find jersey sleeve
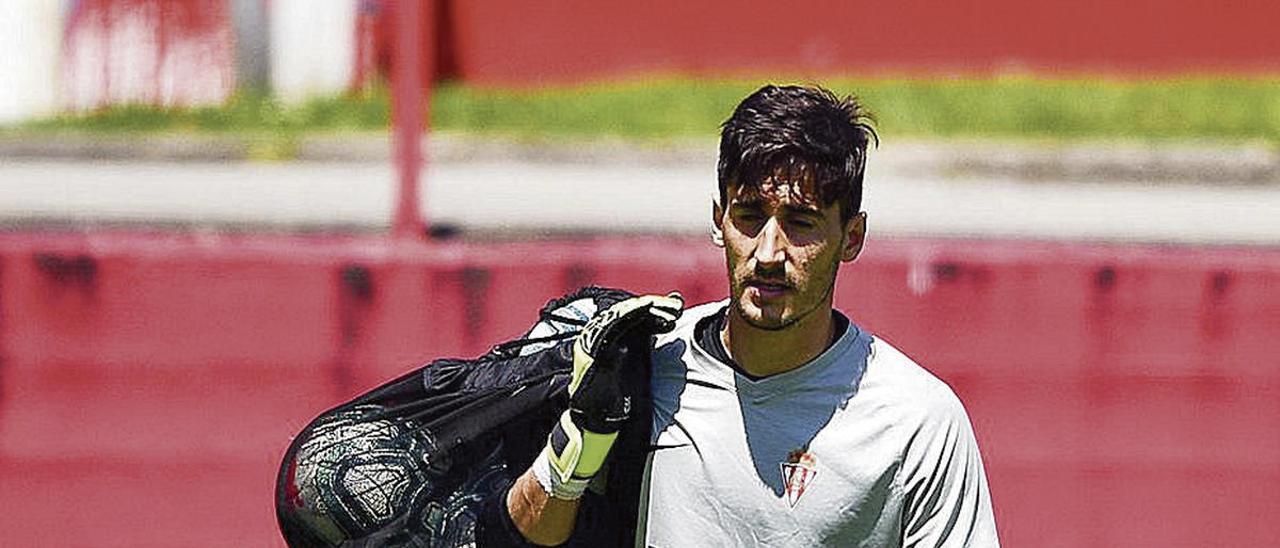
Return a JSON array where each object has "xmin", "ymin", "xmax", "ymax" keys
[{"xmin": 899, "ymin": 391, "xmax": 1000, "ymax": 547}]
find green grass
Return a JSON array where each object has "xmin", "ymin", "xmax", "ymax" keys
[
  {"xmin": 18, "ymin": 89, "xmax": 391, "ymax": 134},
  {"xmin": 12, "ymin": 76, "xmax": 1280, "ymax": 143}
]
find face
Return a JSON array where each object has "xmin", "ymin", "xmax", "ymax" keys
[{"xmin": 715, "ymin": 176, "xmax": 865, "ymax": 331}]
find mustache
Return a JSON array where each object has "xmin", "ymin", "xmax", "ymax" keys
[{"xmin": 745, "ymin": 267, "xmax": 792, "ymax": 287}]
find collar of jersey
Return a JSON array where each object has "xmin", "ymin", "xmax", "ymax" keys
[{"xmin": 688, "ymin": 301, "xmax": 869, "ymax": 401}]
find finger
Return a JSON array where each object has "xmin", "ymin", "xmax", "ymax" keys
[
  {"xmin": 606, "ymin": 307, "xmax": 673, "ymax": 342},
  {"xmin": 582, "ymin": 293, "xmax": 687, "ymax": 353},
  {"xmin": 611, "ymin": 295, "xmax": 679, "ymax": 326},
  {"xmin": 644, "ymin": 294, "xmax": 684, "ymax": 315},
  {"xmin": 646, "ymin": 306, "xmax": 680, "ymax": 325},
  {"xmin": 636, "ymin": 293, "xmax": 683, "ymax": 332}
]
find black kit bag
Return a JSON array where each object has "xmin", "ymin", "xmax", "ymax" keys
[{"xmin": 275, "ymin": 287, "xmax": 653, "ymax": 547}]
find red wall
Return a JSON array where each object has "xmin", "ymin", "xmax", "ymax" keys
[
  {"xmin": 1, "ymin": 232, "xmax": 1277, "ymax": 545},
  {"xmin": 437, "ymin": 0, "xmax": 1280, "ymax": 84}
]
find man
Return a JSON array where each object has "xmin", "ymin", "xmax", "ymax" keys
[{"xmin": 505, "ymin": 84, "xmax": 998, "ymax": 546}]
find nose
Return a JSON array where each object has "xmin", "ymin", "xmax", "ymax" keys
[{"xmin": 753, "ymin": 217, "xmax": 786, "ymax": 268}]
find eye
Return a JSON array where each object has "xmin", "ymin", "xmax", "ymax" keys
[{"xmin": 789, "ymin": 216, "xmax": 818, "ymax": 230}]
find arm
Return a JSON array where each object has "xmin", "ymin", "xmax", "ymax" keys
[
  {"xmin": 901, "ymin": 394, "xmax": 1000, "ymax": 547},
  {"xmin": 504, "ymin": 293, "xmax": 683, "ymax": 546},
  {"xmin": 505, "ymin": 469, "xmax": 581, "ymax": 546}
]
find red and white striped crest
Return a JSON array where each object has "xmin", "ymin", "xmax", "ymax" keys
[{"xmin": 780, "ymin": 450, "xmax": 818, "ymax": 508}]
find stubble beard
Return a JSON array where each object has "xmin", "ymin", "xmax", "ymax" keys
[{"xmin": 729, "ymin": 256, "xmax": 840, "ymax": 333}]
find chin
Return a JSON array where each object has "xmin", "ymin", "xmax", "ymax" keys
[{"xmin": 734, "ymin": 297, "xmax": 793, "ymax": 331}]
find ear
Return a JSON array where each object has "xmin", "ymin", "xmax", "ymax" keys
[
  {"xmin": 841, "ymin": 212, "xmax": 867, "ymax": 262},
  {"xmin": 710, "ymin": 195, "xmax": 725, "ymax": 248}
]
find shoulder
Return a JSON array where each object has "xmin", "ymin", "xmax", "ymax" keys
[
  {"xmin": 863, "ymin": 335, "xmax": 971, "ymax": 429},
  {"xmin": 650, "ymin": 300, "xmax": 725, "ymax": 378},
  {"xmin": 655, "ymin": 300, "xmax": 724, "ymax": 348}
]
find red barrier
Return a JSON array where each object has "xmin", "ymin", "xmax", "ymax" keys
[
  {"xmin": 438, "ymin": 0, "xmax": 1280, "ymax": 83},
  {"xmin": 1, "ymin": 232, "xmax": 1277, "ymax": 545}
]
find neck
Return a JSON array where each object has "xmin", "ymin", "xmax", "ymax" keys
[{"xmin": 722, "ymin": 302, "xmax": 837, "ymax": 378}]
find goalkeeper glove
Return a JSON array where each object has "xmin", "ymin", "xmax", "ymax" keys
[{"xmin": 533, "ymin": 292, "xmax": 683, "ymax": 500}]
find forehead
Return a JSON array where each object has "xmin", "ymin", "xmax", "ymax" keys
[{"xmin": 727, "ymin": 173, "xmax": 825, "ymax": 211}]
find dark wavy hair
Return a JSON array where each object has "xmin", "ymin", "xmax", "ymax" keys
[{"xmin": 717, "ymin": 85, "xmax": 878, "ymax": 221}]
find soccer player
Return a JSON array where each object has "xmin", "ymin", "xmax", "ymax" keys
[{"xmin": 506, "ymin": 84, "xmax": 999, "ymax": 546}]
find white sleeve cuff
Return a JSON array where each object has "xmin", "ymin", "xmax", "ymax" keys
[{"xmin": 532, "ymin": 449, "xmax": 591, "ymax": 500}]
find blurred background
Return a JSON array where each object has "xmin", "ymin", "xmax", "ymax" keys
[{"xmin": 1, "ymin": 0, "xmax": 1278, "ymax": 545}]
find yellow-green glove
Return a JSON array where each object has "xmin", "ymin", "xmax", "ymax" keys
[{"xmin": 534, "ymin": 293, "xmax": 683, "ymax": 499}]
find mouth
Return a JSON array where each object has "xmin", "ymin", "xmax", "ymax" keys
[{"xmin": 746, "ymin": 280, "xmax": 791, "ymax": 299}]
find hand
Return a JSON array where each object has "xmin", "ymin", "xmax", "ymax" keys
[{"xmin": 535, "ymin": 292, "xmax": 683, "ymax": 499}]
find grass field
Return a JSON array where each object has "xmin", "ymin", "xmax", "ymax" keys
[{"xmin": 13, "ymin": 76, "xmax": 1280, "ymax": 144}]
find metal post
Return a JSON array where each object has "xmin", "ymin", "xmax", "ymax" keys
[
  {"xmin": 391, "ymin": 0, "xmax": 426, "ymax": 239},
  {"xmin": 230, "ymin": 0, "xmax": 271, "ymax": 92}
]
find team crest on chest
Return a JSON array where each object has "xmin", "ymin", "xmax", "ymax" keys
[{"xmin": 780, "ymin": 448, "xmax": 818, "ymax": 508}]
